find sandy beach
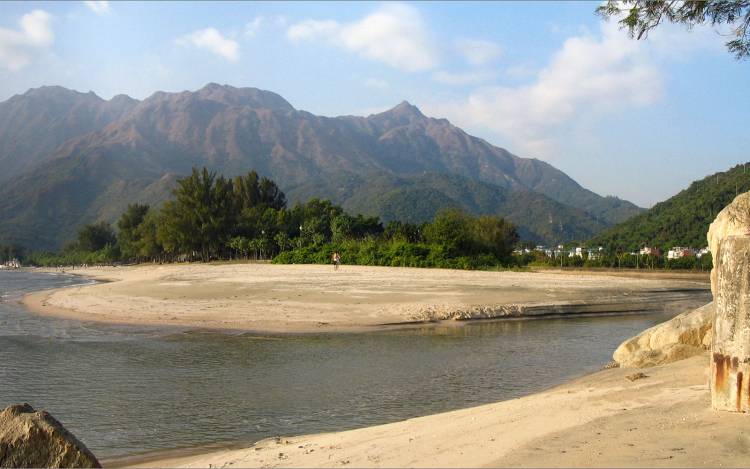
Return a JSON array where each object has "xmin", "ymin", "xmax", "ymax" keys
[
  {"xmin": 23, "ymin": 263, "xmax": 708, "ymax": 333},
  {"xmin": 14, "ymin": 263, "xmax": 727, "ymax": 467},
  {"xmin": 110, "ymin": 353, "xmax": 750, "ymax": 468}
]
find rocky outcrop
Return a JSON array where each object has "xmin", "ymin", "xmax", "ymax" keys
[
  {"xmin": 710, "ymin": 235, "xmax": 750, "ymax": 412},
  {"xmin": 707, "ymin": 191, "xmax": 750, "ymax": 297},
  {"xmin": 613, "ymin": 303, "xmax": 713, "ymax": 368},
  {"xmin": 0, "ymin": 403, "xmax": 100, "ymax": 468},
  {"xmin": 705, "ymin": 191, "xmax": 750, "ymax": 412}
]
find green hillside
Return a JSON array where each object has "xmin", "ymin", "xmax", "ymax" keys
[
  {"xmin": 289, "ymin": 172, "xmax": 608, "ymax": 244},
  {"xmin": 591, "ymin": 162, "xmax": 750, "ymax": 251}
]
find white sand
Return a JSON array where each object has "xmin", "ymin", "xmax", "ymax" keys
[
  {"xmin": 19, "ymin": 263, "xmax": 723, "ymax": 467},
  {"xmin": 24, "ymin": 263, "xmax": 707, "ymax": 333}
]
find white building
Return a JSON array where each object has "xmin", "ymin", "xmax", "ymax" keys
[
  {"xmin": 696, "ymin": 247, "xmax": 710, "ymax": 258},
  {"xmin": 640, "ymin": 247, "xmax": 661, "ymax": 256},
  {"xmin": 667, "ymin": 247, "xmax": 695, "ymax": 260}
]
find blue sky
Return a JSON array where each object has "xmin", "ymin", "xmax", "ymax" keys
[{"xmin": 0, "ymin": 1, "xmax": 748, "ymax": 207}]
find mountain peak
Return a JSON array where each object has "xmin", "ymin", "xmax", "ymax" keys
[
  {"xmin": 390, "ymin": 100, "xmax": 424, "ymax": 117},
  {"xmin": 194, "ymin": 83, "xmax": 294, "ymax": 111},
  {"xmin": 19, "ymin": 86, "xmax": 103, "ymax": 102},
  {"xmin": 367, "ymin": 100, "xmax": 426, "ymax": 126}
]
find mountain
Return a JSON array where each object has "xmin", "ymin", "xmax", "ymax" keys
[
  {"xmin": 590, "ymin": 162, "xmax": 750, "ymax": 251},
  {"xmin": 0, "ymin": 84, "xmax": 642, "ymax": 250},
  {"xmin": 0, "ymin": 86, "xmax": 137, "ymax": 182}
]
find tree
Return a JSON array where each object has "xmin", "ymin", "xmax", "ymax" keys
[
  {"xmin": 135, "ymin": 210, "xmax": 163, "ymax": 261},
  {"xmin": 384, "ymin": 220, "xmax": 422, "ymax": 243},
  {"xmin": 597, "ymin": 0, "xmax": 750, "ymax": 59},
  {"xmin": 76, "ymin": 221, "xmax": 117, "ymax": 252},
  {"xmin": 473, "ymin": 215, "xmax": 519, "ymax": 261},
  {"xmin": 233, "ymin": 170, "xmax": 286, "ymax": 211},
  {"xmin": 117, "ymin": 204, "xmax": 150, "ymax": 260},
  {"xmin": 423, "ymin": 209, "xmax": 473, "ymax": 255},
  {"xmin": 159, "ymin": 167, "xmax": 236, "ymax": 261}
]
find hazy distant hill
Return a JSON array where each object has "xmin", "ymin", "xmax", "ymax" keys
[
  {"xmin": 0, "ymin": 86, "xmax": 137, "ymax": 182},
  {"xmin": 0, "ymin": 83, "xmax": 642, "ymax": 250},
  {"xmin": 591, "ymin": 162, "xmax": 750, "ymax": 251}
]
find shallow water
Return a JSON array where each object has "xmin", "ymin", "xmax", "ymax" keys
[{"xmin": 0, "ymin": 270, "xmax": 711, "ymax": 459}]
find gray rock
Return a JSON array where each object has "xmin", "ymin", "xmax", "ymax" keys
[{"xmin": 0, "ymin": 403, "xmax": 100, "ymax": 468}]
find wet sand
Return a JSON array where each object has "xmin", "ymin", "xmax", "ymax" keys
[{"xmin": 23, "ymin": 263, "xmax": 708, "ymax": 333}]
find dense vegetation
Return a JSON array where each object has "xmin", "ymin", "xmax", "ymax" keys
[
  {"xmin": 590, "ymin": 162, "xmax": 750, "ymax": 252},
  {"xmin": 292, "ymin": 172, "xmax": 611, "ymax": 244},
  {"xmin": 23, "ymin": 168, "xmax": 520, "ymax": 270}
]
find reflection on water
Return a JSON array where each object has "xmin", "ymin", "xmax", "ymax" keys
[{"xmin": 0, "ymin": 271, "xmax": 711, "ymax": 459}]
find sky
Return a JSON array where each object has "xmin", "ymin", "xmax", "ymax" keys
[{"xmin": 0, "ymin": 1, "xmax": 748, "ymax": 207}]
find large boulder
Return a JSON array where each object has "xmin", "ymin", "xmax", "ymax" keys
[
  {"xmin": 0, "ymin": 403, "xmax": 100, "ymax": 468},
  {"xmin": 613, "ymin": 303, "xmax": 713, "ymax": 368},
  {"xmin": 707, "ymin": 191, "xmax": 750, "ymax": 297},
  {"xmin": 710, "ymin": 235, "xmax": 750, "ymax": 412},
  {"xmin": 706, "ymin": 191, "xmax": 750, "ymax": 412}
]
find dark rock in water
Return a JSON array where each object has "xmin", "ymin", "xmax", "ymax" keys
[{"xmin": 0, "ymin": 403, "xmax": 100, "ymax": 468}]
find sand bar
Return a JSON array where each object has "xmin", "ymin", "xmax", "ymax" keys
[
  {"xmin": 23, "ymin": 263, "xmax": 709, "ymax": 334},
  {"xmin": 112, "ymin": 353, "xmax": 750, "ymax": 468}
]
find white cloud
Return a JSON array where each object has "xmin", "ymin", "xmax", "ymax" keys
[
  {"xmin": 84, "ymin": 1, "xmax": 111, "ymax": 16},
  {"xmin": 176, "ymin": 28, "xmax": 239, "ymax": 61},
  {"xmin": 364, "ymin": 77, "xmax": 389, "ymax": 89},
  {"xmin": 455, "ymin": 38, "xmax": 502, "ymax": 66},
  {"xmin": 245, "ymin": 17, "xmax": 264, "ymax": 37},
  {"xmin": 245, "ymin": 15, "xmax": 287, "ymax": 37},
  {"xmin": 433, "ymin": 70, "xmax": 496, "ymax": 86},
  {"xmin": 425, "ymin": 21, "xmax": 663, "ymax": 158},
  {"xmin": 286, "ymin": 3, "xmax": 438, "ymax": 72},
  {"xmin": 287, "ymin": 19, "xmax": 340, "ymax": 41},
  {"xmin": 0, "ymin": 10, "xmax": 54, "ymax": 71}
]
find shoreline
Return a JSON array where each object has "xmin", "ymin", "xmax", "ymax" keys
[
  {"xmin": 104, "ymin": 358, "xmax": 610, "ymax": 469},
  {"xmin": 8, "ymin": 264, "xmax": 730, "ymax": 467},
  {"xmin": 110, "ymin": 353, "xmax": 750, "ymax": 468},
  {"xmin": 20, "ymin": 263, "xmax": 710, "ymax": 335}
]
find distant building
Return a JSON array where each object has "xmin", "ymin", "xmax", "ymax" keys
[
  {"xmin": 568, "ymin": 247, "xmax": 580, "ymax": 258},
  {"xmin": 1, "ymin": 258, "xmax": 21, "ymax": 269},
  {"xmin": 640, "ymin": 247, "xmax": 661, "ymax": 257},
  {"xmin": 668, "ymin": 247, "xmax": 695, "ymax": 260},
  {"xmin": 587, "ymin": 246, "xmax": 604, "ymax": 260}
]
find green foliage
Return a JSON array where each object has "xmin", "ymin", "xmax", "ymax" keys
[
  {"xmin": 158, "ymin": 168, "xmax": 236, "ymax": 261},
  {"xmin": 26, "ymin": 167, "xmax": 520, "ymax": 270},
  {"xmin": 306, "ymin": 172, "xmax": 614, "ymax": 245},
  {"xmin": 76, "ymin": 221, "xmax": 117, "ymax": 252},
  {"xmin": 274, "ymin": 210, "xmax": 518, "ymax": 270},
  {"xmin": 117, "ymin": 204, "xmax": 150, "ymax": 260},
  {"xmin": 591, "ymin": 162, "xmax": 750, "ymax": 252},
  {"xmin": 423, "ymin": 209, "xmax": 474, "ymax": 255},
  {"xmin": 597, "ymin": 0, "xmax": 750, "ymax": 60},
  {"xmin": 0, "ymin": 244, "xmax": 24, "ymax": 263}
]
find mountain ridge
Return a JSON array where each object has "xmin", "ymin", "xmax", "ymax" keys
[{"xmin": 0, "ymin": 84, "xmax": 643, "ymax": 250}]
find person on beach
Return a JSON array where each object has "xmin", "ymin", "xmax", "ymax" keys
[{"xmin": 332, "ymin": 251, "xmax": 341, "ymax": 270}]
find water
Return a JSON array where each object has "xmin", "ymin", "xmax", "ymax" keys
[{"xmin": 0, "ymin": 270, "xmax": 711, "ymax": 459}]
